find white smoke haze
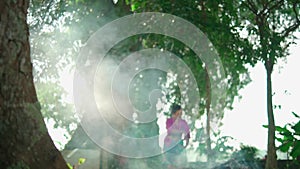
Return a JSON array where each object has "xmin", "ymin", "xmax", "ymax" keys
[
  {"xmin": 28, "ymin": 0, "xmax": 124, "ymax": 150},
  {"xmin": 71, "ymin": 14, "xmax": 227, "ymax": 169},
  {"xmin": 73, "ymin": 46, "xmax": 202, "ymax": 157},
  {"xmin": 30, "ymin": 4, "xmax": 230, "ymax": 166}
]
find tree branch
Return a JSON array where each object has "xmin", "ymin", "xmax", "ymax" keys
[
  {"xmin": 242, "ymin": 0, "xmax": 258, "ymax": 15},
  {"xmin": 266, "ymin": 0, "xmax": 284, "ymax": 14},
  {"xmin": 281, "ymin": 3, "xmax": 300, "ymax": 38},
  {"xmin": 293, "ymin": 2, "xmax": 300, "ymax": 23},
  {"xmin": 247, "ymin": 0, "xmax": 258, "ymax": 12},
  {"xmin": 260, "ymin": 0, "xmax": 271, "ymax": 15}
]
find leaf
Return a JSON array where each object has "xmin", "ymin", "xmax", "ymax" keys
[
  {"xmin": 275, "ymin": 125, "xmax": 291, "ymax": 135},
  {"xmin": 275, "ymin": 137, "xmax": 284, "ymax": 143},
  {"xmin": 292, "ymin": 121, "xmax": 300, "ymax": 135},
  {"xmin": 67, "ymin": 163, "xmax": 73, "ymax": 169},
  {"xmin": 290, "ymin": 141, "xmax": 300, "ymax": 158},
  {"xmin": 291, "ymin": 112, "xmax": 300, "ymax": 118},
  {"xmin": 278, "ymin": 142, "xmax": 292, "ymax": 152},
  {"xmin": 78, "ymin": 158, "xmax": 86, "ymax": 165},
  {"xmin": 282, "ymin": 132, "xmax": 294, "ymax": 141}
]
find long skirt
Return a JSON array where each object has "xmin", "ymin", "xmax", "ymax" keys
[{"xmin": 164, "ymin": 144, "xmax": 187, "ymax": 168}]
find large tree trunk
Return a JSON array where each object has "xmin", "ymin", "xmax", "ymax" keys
[
  {"xmin": 0, "ymin": 1, "xmax": 68, "ymax": 168},
  {"xmin": 265, "ymin": 60, "xmax": 278, "ymax": 169}
]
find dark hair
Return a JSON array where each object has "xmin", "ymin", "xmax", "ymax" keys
[{"xmin": 171, "ymin": 104, "xmax": 182, "ymax": 115}]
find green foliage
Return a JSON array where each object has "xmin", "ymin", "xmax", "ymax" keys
[
  {"xmin": 67, "ymin": 163, "xmax": 73, "ymax": 169},
  {"xmin": 239, "ymin": 0, "xmax": 300, "ymax": 64},
  {"xmin": 275, "ymin": 112, "xmax": 300, "ymax": 160},
  {"xmin": 213, "ymin": 135, "xmax": 235, "ymax": 159},
  {"xmin": 28, "ymin": 0, "xmax": 118, "ymax": 146},
  {"xmin": 28, "ymin": 0, "xmax": 127, "ymax": 139},
  {"xmin": 217, "ymin": 145, "xmax": 262, "ymax": 169},
  {"xmin": 129, "ymin": 0, "xmax": 252, "ymax": 162},
  {"xmin": 67, "ymin": 157, "xmax": 86, "ymax": 169},
  {"xmin": 78, "ymin": 158, "xmax": 86, "ymax": 165},
  {"xmin": 195, "ymin": 129, "xmax": 235, "ymax": 161},
  {"xmin": 129, "ymin": 0, "xmax": 253, "ymax": 112},
  {"xmin": 28, "ymin": 0, "xmax": 80, "ymax": 140},
  {"xmin": 231, "ymin": 145, "xmax": 259, "ymax": 161},
  {"xmin": 28, "ymin": 0, "xmax": 67, "ymax": 29},
  {"xmin": 35, "ymin": 82, "xmax": 77, "ymax": 134}
]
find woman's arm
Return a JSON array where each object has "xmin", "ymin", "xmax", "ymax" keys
[
  {"xmin": 182, "ymin": 120, "xmax": 190, "ymax": 148},
  {"xmin": 184, "ymin": 135, "xmax": 189, "ymax": 148}
]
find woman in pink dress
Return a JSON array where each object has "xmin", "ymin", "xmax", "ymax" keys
[{"xmin": 163, "ymin": 104, "xmax": 190, "ymax": 168}]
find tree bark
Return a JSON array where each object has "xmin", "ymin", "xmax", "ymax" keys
[
  {"xmin": 200, "ymin": 1, "xmax": 213, "ymax": 164},
  {"xmin": 256, "ymin": 9, "xmax": 278, "ymax": 168},
  {"xmin": 0, "ymin": 1, "xmax": 68, "ymax": 168},
  {"xmin": 205, "ymin": 68, "xmax": 212, "ymax": 164},
  {"xmin": 265, "ymin": 60, "xmax": 278, "ymax": 169}
]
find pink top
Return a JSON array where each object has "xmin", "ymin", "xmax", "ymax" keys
[{"xmin": 164, "ymin": 117, "xmax": 190, "ymax": 148}]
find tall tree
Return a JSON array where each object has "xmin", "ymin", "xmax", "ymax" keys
[
  {"xmin": 0, "ymin": 0, "xmax": 68, "ymax": 168},
  {"xmin": 239, "ymin": 0, "xmax": 300, "ymax": 169},
  {"xmin": 129, "ymin": 0, "xmax": 253, "ymax": 163}
]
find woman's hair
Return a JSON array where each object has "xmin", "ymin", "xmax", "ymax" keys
[{"xmin": 171, "ymin": 104, "xmax": 182, "ymax": 115}]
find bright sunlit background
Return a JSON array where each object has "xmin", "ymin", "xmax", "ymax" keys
[{"xmin": 222, "ymin": 37, "xmax": 300, "ymax": 151}]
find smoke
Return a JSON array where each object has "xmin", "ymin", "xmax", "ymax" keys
[
  {"xmin": 74, "ymin": 48, "xmax": 172, "ymax": 158},
  {"xmin": 73, "ymin": 26, "xmax": 202, "ymax": 160},
  {"xmin": 29, "ymin": 1, "xmax": 229, "ymax": 166},
  {"xmin": 28, "ymin": 0, "xmax": 120, "ymax": 150}
]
